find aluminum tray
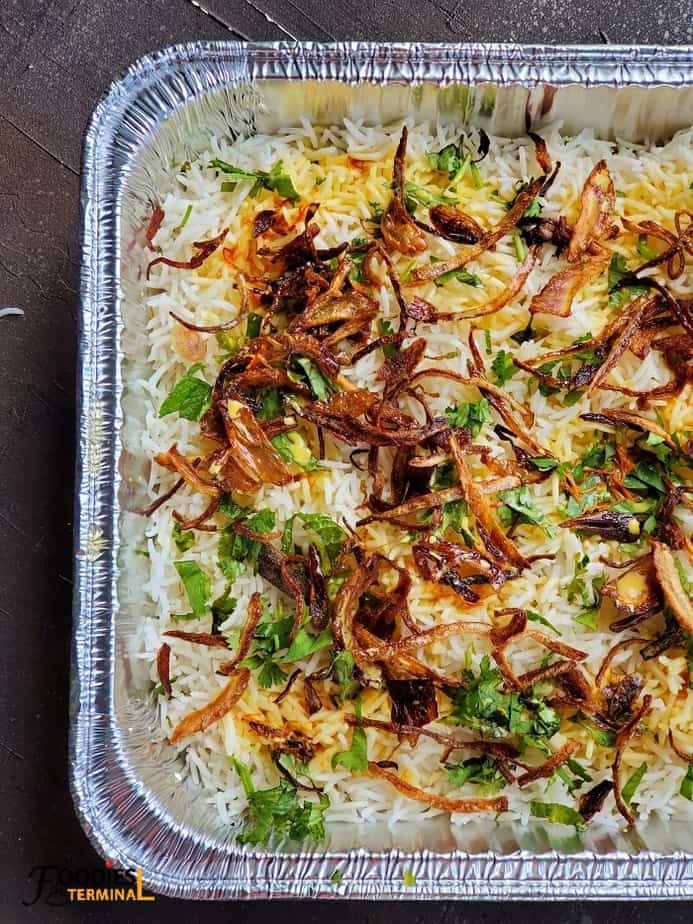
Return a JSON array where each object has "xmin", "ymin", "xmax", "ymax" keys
[{"xmin": 72, "ymin": 42, "xmax": 693, "ymax": 900}]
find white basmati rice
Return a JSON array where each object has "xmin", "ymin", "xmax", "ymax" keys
[{"xmin": 130, "ymin": 118, "xmax": 693, "ymax": 836}]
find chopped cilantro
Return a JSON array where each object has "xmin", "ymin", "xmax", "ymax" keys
[
  {"xmin": 636, "ymin": 234, "xmax": 657, "ymax": 261},
  {"xmin": 575, "ymin": 717, "xmax": 616, "ymax": 748},
  {"xmin": 433, "ymin": 267, "xmax": 482, "ymax": 288},
  {"xmin": 332, "ymin": 700, "xmax": 368, "ymax": 771},
  {"xmin": 607, "ymin": 253, "xmax": 649, "ymax": 309},
  {"xmin": 331, "ymin": 650, "xmax": 361, "ymax": 703},
  {"xmin": 491, "ymin": 349, "xmax": 518, "ymax": 386},
  {"xmin": 281, "ymin": 513, "xmax": 346, "ymax": 569},
  {"xmin": 529, "ymin": 457, "xmax": 559, "ymax": 472},
  {"xmin": 567, "ymin": 555, "xmax": 605, "ymax": 630},
  {"xmin": 239, "ymin": 602, "xmax": 294, "ymax": 688},
  {"xmin": 218, "ymin": 508, "xmax": 276, "ymax": 582},
  {"xmin": 404, "ymin": 180, "xmax": 457, "ymax": 211},
  {"xmin": 445, "ymin": 398, "xmax": 493, "ymax": 437},
  {"xmin": 231, "ymin": 758, "xmax": 329, "ymax": 846},
  {"xmin": 445, "ymin": 655, "xmax": 559, "ymax": 742},
  {"xmin": 211, "ymin": 158, "xmax": 300, "ymax": 202},
  {"xmin": 278, "ymin": 625, "xmax": 334, "ymax": 664},
  {"xmin": 368, "ymin": 201, "xmax": 384, "ymax": 223},
  {"xmin": 427, "ymin": 140, "xmax": 464, "ymax": 179},
  {"xmin": 498, "ymin": 486, "xmax": 550, "ymax": 528},
  {"xmin": 446, "ymin": 756, "xmax": 506, "ymax": 794},
  {"xmin": 522, "ymin": 197, "xmax": 542, "ymax": 218}
]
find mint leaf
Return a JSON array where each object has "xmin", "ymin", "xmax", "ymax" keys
[
  {"xmin": 174, "ymin": 560, "xmax": 211, "ymax": 615},
  {"xmin": 270, "ymin": 431, "xmax": 320, "ymax": 471},
  {"xmin": 278, "ymin": 626, "xmax": 334, "ymax": 664},
  {"xmin": 622, "ymin": 761, "xmax": 647, "ymax": 806},
  {"xmin": 526, "ymin": 609, "xmax": 561, "ymax": 636},
  {"xmin": 294, "ymin": 356, "xmax": 333, "ymax": 400},
  {"xmin": 285, "ymin": 513, "xmax": 347, "ymax": 566},
  {"xmin": 159, "ymin": 364, "xmax": 212, "ymax": 420},
  {"xmin": 530, "ymin": 801, "xmax": 586, "ymax": 832}
]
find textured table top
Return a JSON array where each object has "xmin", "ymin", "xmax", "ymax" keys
[{"xmin": 0, "ymin": 1, "xmax": 691, "ymax": 920}]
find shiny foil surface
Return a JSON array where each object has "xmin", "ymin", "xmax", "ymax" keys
[{"xmin": 73, "ymin": 42, "xmax": 693, "ymax": 899}]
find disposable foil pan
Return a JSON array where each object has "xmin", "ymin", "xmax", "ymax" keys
[{"xmin": 72, "ymin": 42, "xmax": 693, "ymax": 900}]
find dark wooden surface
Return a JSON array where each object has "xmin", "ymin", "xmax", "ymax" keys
[{"xmin": 0, "ymin": 1, "xmax": 690, "ymax": 920}]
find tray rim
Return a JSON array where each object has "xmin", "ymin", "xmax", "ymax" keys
[{"xmin": 71, "ymin": 40, "xmax": 693, "ymax": 901}]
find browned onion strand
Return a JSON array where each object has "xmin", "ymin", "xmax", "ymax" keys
[
  {"xmin": 169, "ymin": 668, "xmax": 250, "ymax": 744},
  {"xmin": 156, "ymin": 643, "xmax": 172, "ymax": 698},
  {"xmin": 218, "ymin": 593, "xmax": 264, "ymax": 675},
  {"xmin": 367, "ymin": 761, "xmax": 508, "ymax": 814}
]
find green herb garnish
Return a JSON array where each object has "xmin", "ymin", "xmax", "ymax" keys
[
  {"xmin": 622, "ymin": 762, "xmax": 647, "ymax": 806},
  {"xmin": 529, "ymin": 801, "xmax": 586, "ymax": 832},
  {"xmin": 332, "ymin": 699, "xmax": 368, "ymax": 771},
  {"xmin": 159, "ymin": 363, "xmax": 212, "ymax": 421},
  {"xmin": 491, "ymin": 349, "xmax": 518, "ymax": 386},
  {"xmin": 174, "ymin": 560, "xmax": 211, "ymax": 616},
  {"xmin": 231, "ymin": 758, "xmax": 329, "ymax": 846},
  {"xmin": 212, "ymin": 158, "xmax": 300, "ymax": 202},
  {"xmin": 445, "ymin": 398, "xmax": 493, "ymax": 438}
]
